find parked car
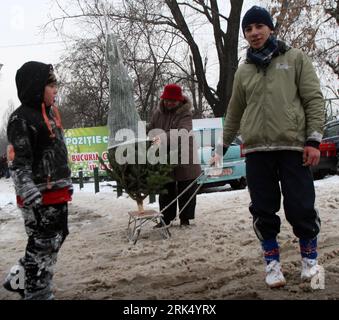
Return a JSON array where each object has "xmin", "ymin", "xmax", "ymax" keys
[
  {"xmin": 311, "ymin": 119, "xmax": 339, "ymax": 179},
  {"xmin": 322, "ymin": 119, "xmax": 339, "ymax": 154},
  {"xmin": 311, "ymin": 141, "xmax": 338, "ymax": 180},
  {"xmin": 192, "ymin": 118, "xmax": 246, "ymax": 191}
]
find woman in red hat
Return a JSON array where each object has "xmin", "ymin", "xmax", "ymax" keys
[{"xmin": 148, "ymin": 84, "xmax": 201, "ymax": 227}]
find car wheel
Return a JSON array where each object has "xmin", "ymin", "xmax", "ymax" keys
[{"xmin": 230, "ymin": 177, "xmax": 247, "ymax": 190}]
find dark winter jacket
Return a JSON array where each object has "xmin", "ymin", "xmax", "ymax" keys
[
  {"xmin": 7, "ymin": 61, "xmax": 72, "ymax": 206},
  {"xmin": 148, "ymin": 98, "xmax": 201, "ymax": 181}
]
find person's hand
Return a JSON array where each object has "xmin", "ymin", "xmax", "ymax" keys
[
  {"xmin": 209, "ymin": 153, "xmax": 222, "ymax": 167},
  {"xmin": 303, "ymin": 146, "xmax": 320, "ymax": 167},
  {"xmin": 209, "ymin": 145, "xmax": 228, "ymax": 167},
  {"xmin": 152, "ymin": 136, "xmax": 161, "ymax": 145}
]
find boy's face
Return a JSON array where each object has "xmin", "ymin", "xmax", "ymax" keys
[
  {"xmin": 44, "ymin": 83, "xmax": 57, "ymax": 106},
  {"xmin": 244, "ymin": 23, "xmax": 273, "ymax": 49}
]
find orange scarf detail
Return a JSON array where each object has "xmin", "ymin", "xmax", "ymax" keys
[
  {"xmin": 41, "ymin": 103, "xmax": 63, "ymax": 138},
  {"xmin": 52, "ymin": 105, "xmax": 63, "ymax": 130},
  {"xmin": 7, "ymin": 144, "xmax": 15, "ymax": 162}
]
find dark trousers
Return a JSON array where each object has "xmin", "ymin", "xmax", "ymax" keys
[
  {"xmin": 21, "ymin": 203, "xmax": 69, "ymax": 299},
  {"xmin": 246, "ymin": 151, "xmax": 320, "ymax": 241},
  {"xmin": 159, "ymin": 180, "xmax": 197, "ymax": 224}
]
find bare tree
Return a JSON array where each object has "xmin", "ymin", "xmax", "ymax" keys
[
  {"xmin": 164, "ymin": 0, "xmax": 243, "ymax": 117},
  {"xmin": 267, "ymin": 0, "xmax": 339, "ymax": 83},
  {"xmin": 179, "ymin": 54, "xmax": 208, "ymax": 118},
  {"xmin": 46, "ymin": 0, "xmax": 244, "ymax": 119},
  {"xmin": 323, "ymin": 0, "xmax": 339, "ymax": 77},
  {"xmin": 56, "ymin": 35, "xmax": 110, "ymax": 128},
  {"xmin": 324, "ymin": 0, "xmax": 339, "ymax": 24},
  {"xmin": 49, "ymin": 0, "xmax": 194, "ymax": 124},
  {"xmin": 47, "ymin": 0, "xmax": 339, "ymax": 119},
  {"xmin": 117, "ymin": 13, "xmax": 187, "ymax": 121}
]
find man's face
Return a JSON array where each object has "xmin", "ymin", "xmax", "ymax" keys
[
  {"xmin": 244, "ymin": 23, "xmax": 273, "ymax": 49},
  {"xmin": 44, "ymin": 83, "xmax": 57, "ymax": 106}
]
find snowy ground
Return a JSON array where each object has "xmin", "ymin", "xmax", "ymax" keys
[{"xmin": 1, "ymin": 175, "xmax": 339, "ymax": 300}]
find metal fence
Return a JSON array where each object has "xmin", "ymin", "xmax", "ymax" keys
[{"xmin": 76, "ymin": 168, "xmax": 156, "ymax": 203}]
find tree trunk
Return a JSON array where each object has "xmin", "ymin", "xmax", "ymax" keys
[{"xmin": 165, "ymin": 0, "xmax": 243, "ymax": 118}]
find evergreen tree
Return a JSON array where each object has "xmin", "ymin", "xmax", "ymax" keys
[
  {"xmin": 101, "ymin": 141, "xmax": 174, "ymax": 212},
  {"xmin": 105, "ymin": 34, "xmax": 175, "ymax": 213}
]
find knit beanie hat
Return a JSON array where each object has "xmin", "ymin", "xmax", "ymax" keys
[
  {"xmin": 160, "ymin": 84, "xmax": 184, "ymax": 102},
  {"xmin": 242, "ymin": 6, "xmax": 274, "ymax": 34}
]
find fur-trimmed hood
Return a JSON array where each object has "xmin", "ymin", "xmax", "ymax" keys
[{"xmin": 158, "ymin": 96, "xmax": 193, "ymax": 115}]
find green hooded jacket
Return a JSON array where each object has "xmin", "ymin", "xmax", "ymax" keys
[{"xmin": 223, "ymin": 45, "xmax": 324, "ymax": 154}]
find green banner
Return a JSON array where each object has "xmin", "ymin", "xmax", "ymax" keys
[{"xmin": 64, "ymin": 126, "xmax": 110, "ymax": 177}]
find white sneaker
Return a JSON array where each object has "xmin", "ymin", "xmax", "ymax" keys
[
  {"xmin": 301, "ymin": 258, "xmax": 321, "ymax": 281},
  {"xmin": 265, "ymin": 260, "xmax": 286, "ymax": 288}
]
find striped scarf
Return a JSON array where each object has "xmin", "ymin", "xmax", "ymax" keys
[{"xmin": 247, "ymin": 35, "xmax": 279, "ymax": 70}]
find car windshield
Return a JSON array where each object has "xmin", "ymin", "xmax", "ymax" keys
[{"xmin": 323, "ymin": 122, "xmax": 339, "ymax": 138}]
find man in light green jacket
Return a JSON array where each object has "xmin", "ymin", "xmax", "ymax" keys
[{"xmin": 213, "ymin": 6, "xmax": 324, "ymax": 289}]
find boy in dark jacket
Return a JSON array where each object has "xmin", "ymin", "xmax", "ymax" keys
[{"xmin": 3, "ymin": 61, "xmax": 73, "ymax": 300}]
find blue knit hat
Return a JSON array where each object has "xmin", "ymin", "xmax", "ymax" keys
[{"xmin": 242, "ymin": 6, "xmax": 274, "ymax": 34}]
